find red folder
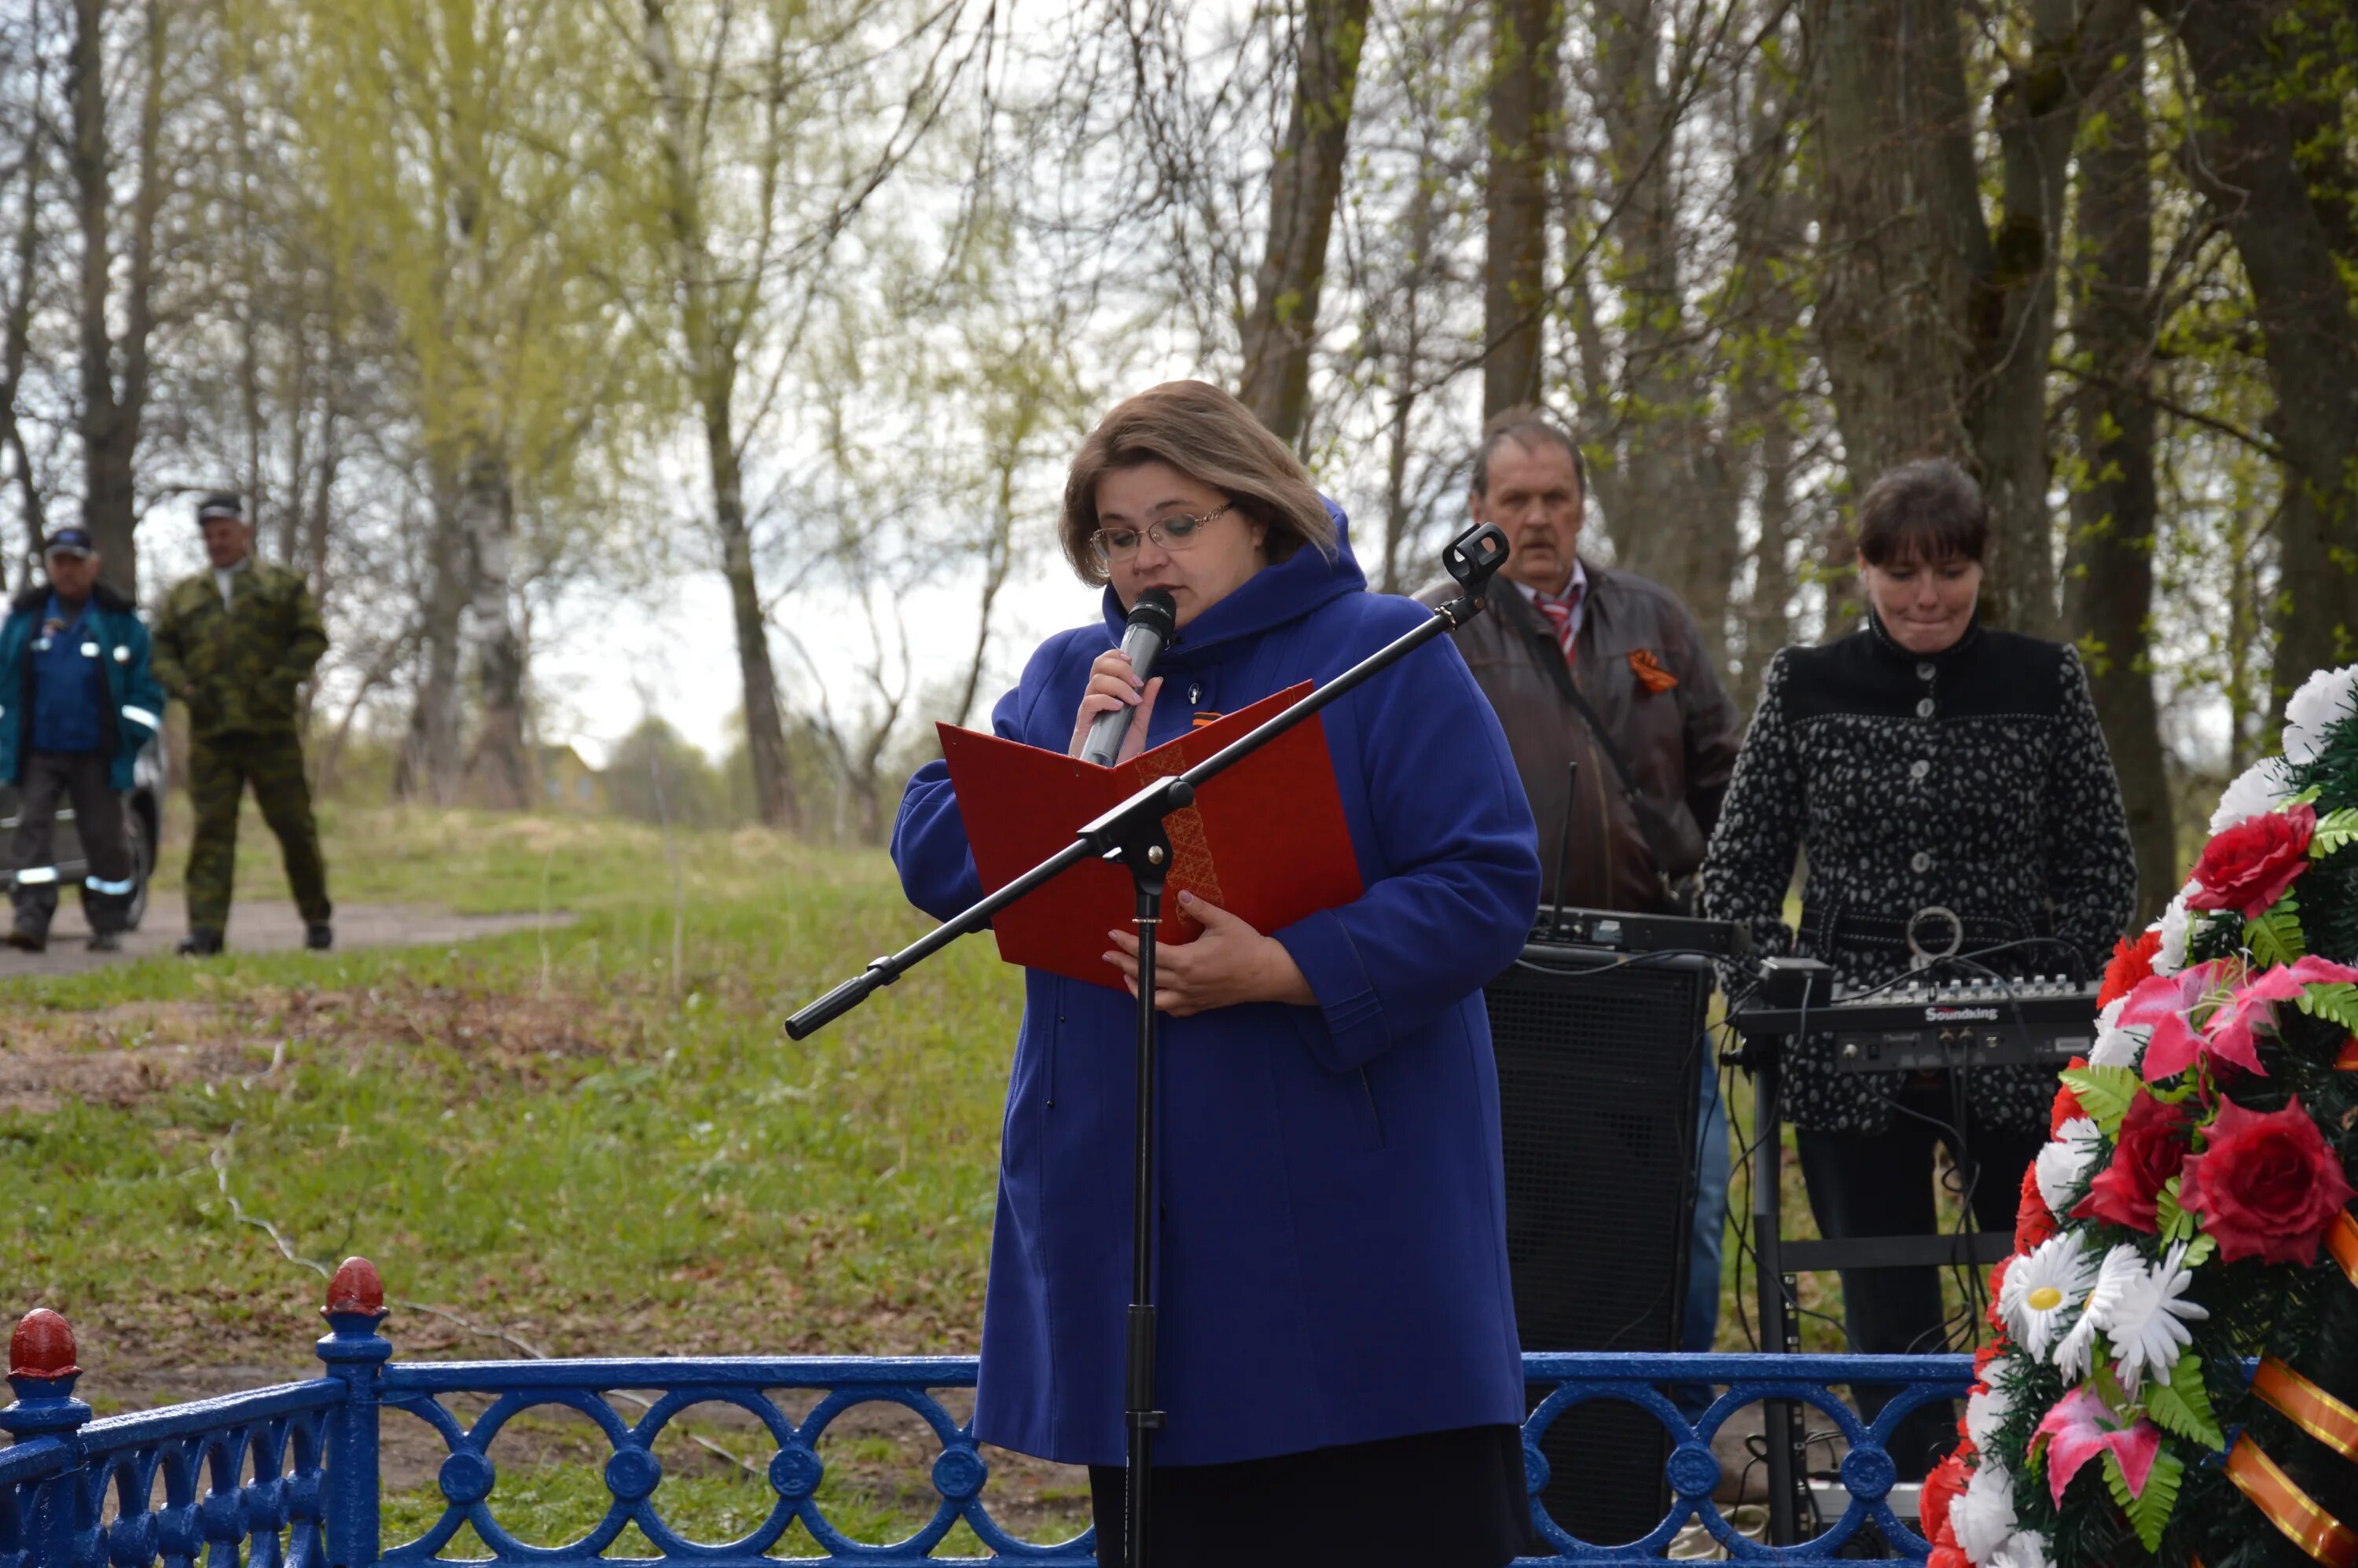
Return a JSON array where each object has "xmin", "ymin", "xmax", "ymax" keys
[{"xmin": 939, "ymin": 682, "xmax": 1364, "ymax": 989}]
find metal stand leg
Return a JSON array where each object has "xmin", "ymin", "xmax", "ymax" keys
[
  {"xmin": 1114, "ymin": 826, "xmax": 1171, "ymax": 1568},
  {"xmin": 1754, "ymin": 1057, "xmax": 1810, "ymax": 1545}
]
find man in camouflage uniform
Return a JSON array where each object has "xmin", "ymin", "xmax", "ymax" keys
[{"xmin": 149, "ymin": 493, "xmax": 332, "ymax": 955}]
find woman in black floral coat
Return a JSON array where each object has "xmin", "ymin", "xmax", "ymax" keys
[{"xmin": 1702, "ymin": 460, "xmax": 2136, "ymax": 1477}]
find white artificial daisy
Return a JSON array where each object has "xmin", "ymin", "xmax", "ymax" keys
[
  {"xmin": 2033, "ymin": 1118, "xmax": 2103, "ymax": 1216},
  {"xmin": 1989, "ymin": 1529, "xmax": 2059, "ymax": 1568},
  {"xmin": 1966, "ymin": 1375, "xmax": 2016, "ymax": 1452},
  {"xmin": 2000, "ymin": 1231, "xmax": 2100, "ymax": 1360},
  {"xmin": 1952, "ymin": 1461, "xmax": 2020, "ymax": 1564},
  {"xmin": 2089, "ymin": 994, "xmax": 2145, "ymax": 1070},
  {"xmin": 2283, "ymin": 663, "xmax": 2358, "ymax": 764},
  {"xmin": 2053, "ymin": 1301, "xmax": 2102, "ymax": 1384},
  {"xmin": 2084, "ymin": 1241, "xmax": 2209, "ymax": 1396},
  {"xmin": 2154, "ymin": 884, "xmax": 2197, "ymax": 977}
]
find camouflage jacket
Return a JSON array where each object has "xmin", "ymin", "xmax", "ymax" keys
[{"xmin": 150, "ymin": 560, "xmax": 328, "ymax": 739}]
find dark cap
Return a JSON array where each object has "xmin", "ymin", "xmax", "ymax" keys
[
  {"xmin": 196, "ymin": 491, "xmax": 245, "ymax": 523},
  {"xmin": 42, "ymin": 527, "xmax": 96, "ymax": 560}
]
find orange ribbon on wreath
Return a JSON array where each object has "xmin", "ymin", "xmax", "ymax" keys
[
  {"xmin": 2257, "ymin": 1357, "xmax": 2358, "ymax": 1463},
  {"xmin": 2332, "ymin": 1210, "xmax": 2358, "ymax": 1294},
  {"xmin": 2226, "ymin": 1438, "xmax": 2358, "ymax": 1568}
]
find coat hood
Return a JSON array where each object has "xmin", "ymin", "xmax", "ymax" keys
[{"xmin": 1096, "ymin": 497, "xmax": 1364, "ymax": 664}]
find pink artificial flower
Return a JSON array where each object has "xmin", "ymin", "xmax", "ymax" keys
[
  {"xmin": 2031, "ymin": 1386, "xmax": 2163, "ymax": 1507},
  {"xmin": 2126, "ymin": 961, "xmax": 2242, "ymax": 1082},
  {"xmin": 2163, "ymin": 955, "xmax": 2358, "ymax": 1084}
]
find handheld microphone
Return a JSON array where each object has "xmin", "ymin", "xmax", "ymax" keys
[{"xmin": 1081, "ymin": 588, "xmax": 1177, "ymax": 766}]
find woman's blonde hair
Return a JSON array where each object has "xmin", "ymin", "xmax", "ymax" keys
[{"xmin": 1060, "ymin": 380, "xmax": 1338, "ymax": 585}]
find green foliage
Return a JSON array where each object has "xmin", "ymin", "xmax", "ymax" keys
[
  {"xmin": 2102, "ymin": 1445, "xmax": 2184, "ymax": 1555},
  {"xmin": 2295, "ymin": 980, "xmax": 2358, "ymax": 1031},
  {"xmin": 2153, "ymin": 1176, "xmax": 2195, "ymax": 1246},
  {"xmin": 2310, "ymin": 806, "xmax": 2358, "ymax": 857},
  {"xmin": 2143, "ymin": 1353, "xmax": 2224, "ymax": 1450},
  {"xmin": 2244, "ymin": 898, "xmax": 2307, "ymax": 966},
  {"xmin": 2062, "ymin": 1064, "xmax": 2143, "ymax": 1137}
]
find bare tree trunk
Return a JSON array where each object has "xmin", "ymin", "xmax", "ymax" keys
[
  {"xmin": 68, "ymin": 0, "xmax": 163, "ymax": 597},
  {"xmin": 1805, "ymin": 0, "xmax": 1978, "ymax": 485},
  {"xmin": 2063, "ymin": 0, "xmax": 2173, "ymax": 923},
  {"xmin": 1, "ymin": 30, "xmax": 46, "ymax": 578},
  {"xmin": 953, "ymin": 460, "xmax": 1019, "ymax": 730},
  {"xmin": 461, "ymin": 450, "xmax": 528, "ymax": 809},
  {"xmin": 1482, "ymin": 0, "xmax": 1558, "ymax": 417},
  {"xmin": 396, "ymin": 468, "xmax": 467, "ymax": 804},
  {"xmin": 1585, "ymin": 0, "xmax": 1739, "ymax": 663},
  {"xmin": 1960, "ymin": 0, "xmax": 2078, "ymax": 635},
  {"xmin": 2157, "ymin": 0, "xmax": 2358, "ymax": 712},
  {"xmin": 1236, "ymin": 0, "xmax": 1372, "ymax": 447},
  {"xmin": 639, "ymin": 0, "xmax": 800, "ymax": 832}
]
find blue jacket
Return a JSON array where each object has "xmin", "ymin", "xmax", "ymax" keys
[
  {"xmin": 891, "ymin": 508, "xmax": 1541, "ymax": 1466},
  {"xmin": 0, "ymin": 583, "xmax": 167, "ymax": 791}
]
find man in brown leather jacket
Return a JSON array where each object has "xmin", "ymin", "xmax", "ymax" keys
[
  {"xmin": 1419, "ymin": 409, "xmax": 1740, "ymax": 914},
  {"xmin": 1420, "ymin": 406, "xmax": 1742, "ymax": 1394}
]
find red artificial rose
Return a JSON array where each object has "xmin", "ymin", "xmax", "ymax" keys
[
  {"xmin": 2015, "ymin": 1159, "xmax": 2059, "ymax": 1250},
  {"xmin": 2187, "ymin": 803, "xmax": 2316, "ymax": 919},
  {"xmin": 1921, "ymin": 1450, "xmax": 1973, "ymax": 1548},
  {"xmin": 2100, "ymin": 929, "xmax": 2165, "ymax": 1008},
  {"xmin": 2072, "ymin": 1090, "xmax": 2196, "ymax": 1232},
  {"xmin": 2179, "ymin": 1095, "xmax": 2356, "ymax": 1265}
]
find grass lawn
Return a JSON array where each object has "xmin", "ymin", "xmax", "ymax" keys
[{"xmin": 7, "ymin": 802, "xmax": 1986, "ymax": 1552}]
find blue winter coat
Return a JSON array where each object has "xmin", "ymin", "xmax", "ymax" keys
[
  {"xmin": 891, "ymin": 509, "xmax": 1542, "ymax": 1467},
  {"xmin": 0, "ymin": 584, "xmax": 167, "ymax": 792}
]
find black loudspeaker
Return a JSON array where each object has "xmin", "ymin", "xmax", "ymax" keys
[{"xmin": 1485, "ymin": 942, "xmax": 1712, "ymax": 1548}]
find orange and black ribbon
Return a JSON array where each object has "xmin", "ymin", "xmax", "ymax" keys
[
  {"xmin": 2226, "ymin": 1438, "xmax": 2358, "ymax": 1568},
  {"xmin": 2257, "ymin": 1357, "xmax": 2358, "ymax": 1464},
  {"xmin": 2331, "ymin": 1210, "xmax": 2358, "ymax": 1294},
  {"xmin": 2336, "ymin": 1037, "xmax": 2358, "ymax": 1071}
]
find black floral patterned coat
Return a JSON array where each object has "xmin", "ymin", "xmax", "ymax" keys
[{"xmin": 1701, "ymin": 615, "xmax": 2138, "ymax": 1133}]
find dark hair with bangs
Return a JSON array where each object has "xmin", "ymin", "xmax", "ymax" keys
[
  {"xmin": 1853, "ymin": 459, "xmax": 1990, "ymax": 567},
  {"xmin": 1060, "ymin": 381, "xmax": 1337, "ymax": 586}
]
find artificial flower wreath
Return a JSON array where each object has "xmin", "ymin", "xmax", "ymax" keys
[{"xmin": 1923, "ymin": 664, "xmax": 2358, "ymax": 1568}]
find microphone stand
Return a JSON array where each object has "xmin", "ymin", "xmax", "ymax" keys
[{"xmin": 784, "ymin": 521, "xmax": 1510, "ymax": 1568}]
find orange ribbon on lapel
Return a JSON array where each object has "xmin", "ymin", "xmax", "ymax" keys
[{"xmin": 1628, "ymin": 648, "xmax": 1678, "ymax": 695}]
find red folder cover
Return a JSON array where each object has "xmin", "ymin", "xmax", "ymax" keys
[{"xmin": 939, "ymin": 682, "xmax": 1364, "ymax": 989}]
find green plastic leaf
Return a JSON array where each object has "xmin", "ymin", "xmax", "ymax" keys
[
  {"xmin": 2312, "ymin": 806, "xmax": 2358, "ymax": 857},
  {"xmin": 2154, "ymin": 1177, "xmax": 2195, "ymax": 1245},
  {"xmin": 2143, "ymin": 1353, "xmax": 2225, "ymax": 1450},
  {"xmin": 2060, "ymin": 1065, "xmax": 2142, "ymax": 1137},
  {"xmin": 2113, "ymin": 1446, "xmax": 2184, "ymax": 1554},
  {"xmin": 2297, "ymin": 981, "xmax": 2358, "ymax": 1033},
  {"xmin": 2289, "ymin": 785, "xmax": 2324, "ymax": 806},
  {"xmin": 2182, "ymin": 1232, "xmax": 2217, "ymax": 1269},
  {"xmin": 2246, "ymin": 901, "xmax": 2308, "ymax": 967}
]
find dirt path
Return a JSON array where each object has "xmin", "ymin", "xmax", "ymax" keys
[{"xmin": 0, "ymin": 901, "xmax": 567, "ymax": 975}]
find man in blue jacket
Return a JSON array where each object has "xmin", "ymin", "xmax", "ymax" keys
[{"xmin": 0, "ymin": 528, "xmax": 165, "ymax": 951}]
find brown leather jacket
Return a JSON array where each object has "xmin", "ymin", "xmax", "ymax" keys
[{"xmin": 1418, "ymin": 562, "xmax": 1741, "ymax": 914}]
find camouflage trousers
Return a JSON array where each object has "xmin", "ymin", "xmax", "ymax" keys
[{"xmin": 185, "ymin": 732, "xmax": 331, "ymax": 935}]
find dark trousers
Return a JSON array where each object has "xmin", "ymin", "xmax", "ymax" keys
[
  {"xmin": 185, "ymin": 733, "xmax": 331, "ymax": 932},
  {"xmin": 11, "ymin": 750, "xmax": 134, "ymax": 934},
  {"xmin": 1793, "ymin": 1078, "xmax": 2043, "ymax": 1480}
]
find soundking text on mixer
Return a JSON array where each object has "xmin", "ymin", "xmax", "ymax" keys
[{"xmin": 1732, "ymin": 975, "xmax": 2099, "ymax": 1074}]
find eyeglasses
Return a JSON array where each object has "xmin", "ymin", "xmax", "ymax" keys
[{"xmin": 1089, "ymin": 502, "xmax": 1233, "ymax": 564}]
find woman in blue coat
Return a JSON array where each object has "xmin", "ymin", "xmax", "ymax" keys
[{"xmin": 892, "ymin": 381, "xmax": 1542, "ymax": 1566}]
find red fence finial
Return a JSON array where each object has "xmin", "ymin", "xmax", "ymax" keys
[
  {"xmin": 9, "ymin": 1308, "xmax": 81, "ymax": 1381},
  {"xmin": 323, "ymin": 1258, "xmax": 386, "ymax": 1318}
]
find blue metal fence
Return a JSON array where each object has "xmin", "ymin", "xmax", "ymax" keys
[{"xmin": 4, "ymin": 1262, "xmax": 1974, "ymax": 1567}]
